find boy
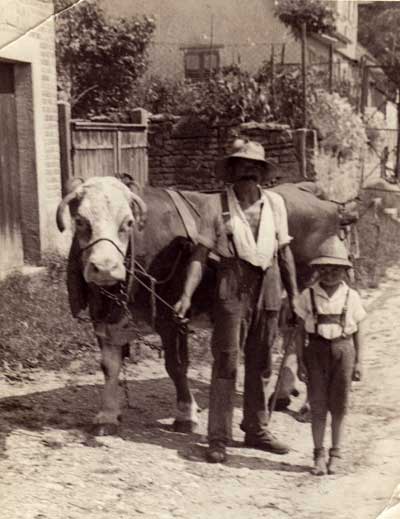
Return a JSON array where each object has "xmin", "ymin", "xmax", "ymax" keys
[{"xmin": 295, "ymin": 235, "xmax": 366, "ymax": 475}]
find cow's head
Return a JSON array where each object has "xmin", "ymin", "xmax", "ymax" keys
[{"xmin": 57, "ymin": 176, "xmax": 147, "ymax": 286}]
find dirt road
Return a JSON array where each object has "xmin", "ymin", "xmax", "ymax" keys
[{"xmin": 1, "ymin": 268, "xmax": 400, "ymax": 519}]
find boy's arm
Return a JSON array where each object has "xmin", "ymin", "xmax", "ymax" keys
[
  {"xmin": 353, "ymin": 319, "xmax": 365, "ymax": 381},
  {"xmin": 278, "ymin": 244, "xmax": 299, "ymax": 317},
  {"xmin": 296, "ymin": 319, "xmax": 308, "ymax": 383}
]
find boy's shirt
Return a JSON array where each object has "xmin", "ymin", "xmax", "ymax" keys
[{"xmin": 295, "ymin": 280, "xmax": 367, "ymax": 340}]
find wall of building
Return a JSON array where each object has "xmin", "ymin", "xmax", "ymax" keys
[
  {"xmin": 0, "ymin": 0, "xmax": 61, "ymax": 272},
  {"xmin": 101, "ymin": 0, "xmax": 301, "ymax": 78}
]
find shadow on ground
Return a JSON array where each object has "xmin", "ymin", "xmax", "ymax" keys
[{"xmin": 0, "ymin": 375, "xmax": 309, "ymax": 473}]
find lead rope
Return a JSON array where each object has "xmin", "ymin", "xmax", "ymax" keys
[{"xmin": 126, "ymin": 233, "xmax": 135, "ymax": 299}]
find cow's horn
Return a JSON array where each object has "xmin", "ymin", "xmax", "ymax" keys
[
  {"xmin": 129, "ymin": 191, "xmax": 147, "ymax": 230},
  {"xmin": 56, "ymin": 179, "xmax": 84, "ymax": 233}
]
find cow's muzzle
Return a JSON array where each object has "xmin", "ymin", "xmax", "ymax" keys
[{"xmin": 82, "ymin": 238, "xmax": 127, "ymax": 285}]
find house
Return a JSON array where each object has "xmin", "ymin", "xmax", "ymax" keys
[
  {"xmin": 100, "ymin": 0, "xmax": 358, "ymax": 81},
  {"xmin": 0, "ymin": 0, "xmax": 62, "ymax": 279}
]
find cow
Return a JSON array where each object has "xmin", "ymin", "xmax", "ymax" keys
[{"xmin": 56, "ymin": 176, "xmax": 357, "ymax": 435}]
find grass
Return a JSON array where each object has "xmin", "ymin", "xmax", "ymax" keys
[{"xmin": 0, "ymin": 255, "xmax": 97, "ymax": 375}]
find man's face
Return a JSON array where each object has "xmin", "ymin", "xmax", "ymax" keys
[{"xmin": 231, "ymin": 158, "xmax": 265, "ymax": 182}]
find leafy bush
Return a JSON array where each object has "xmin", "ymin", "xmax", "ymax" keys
[
  {"xmin": 132, "ymin": 68, "xmax": 271, "ymax": 124},
  {"xmin": 274, "ymin": 0, "xmax": 337, "ymax": 37},
  {"xmin": 363, "ymin": 107, "xmax": 388, "ymax": 153},
  {"xmin": 309, "ymin": 90, "xmax": 367, "ymax": 154}
]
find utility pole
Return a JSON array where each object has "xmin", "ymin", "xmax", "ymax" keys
[
  {"xmin": 396, "ymin": 89, "xmax": 400, "ymax": 180},
  {"xmin": 301, "ymin": 22, "xmax": 308, "ymax": 128},
  {"xmin": 329, "ymin": 43, "xmax": 334, "ymax": 93}
]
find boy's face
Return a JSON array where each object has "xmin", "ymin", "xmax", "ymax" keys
[{"xmin": 317, "ymin": 265, "xmax": 347, "ymax": 286}]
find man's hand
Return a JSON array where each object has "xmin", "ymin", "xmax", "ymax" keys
[
  {"xmin": 297, "ymin": 360, "xmax": 308, "ymax": 384},
  {"xmin": 174, "ymin": 294, "xmax": 192, "ymax": 319},
  {"xmin": 352, "ymin": 362, "xmax": 363, "ymax": 382}
]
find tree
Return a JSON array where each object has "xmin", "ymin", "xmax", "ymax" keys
[
  {"xmin": 358, "ymin": 1, "xmax": 400, "ymax": 87},
  {"xmin": 55, "ymin": 0, "xmax": 155, "ymax": 118},
  {"xmin": 274, "ymin": 0, "xmax": 337, "ymax": 38}
]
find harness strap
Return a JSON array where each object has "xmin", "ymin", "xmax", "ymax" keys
[
  {"xmin": 165, "ymin": 189, "xmax": 198, "ymax": 243},
  {"xmin": 220, "ymin": 190, "xmax": 239, "ymax": 257},
  {"xmin": 80, "ymin": 237, "xmax": 125, "ymax": 257}
]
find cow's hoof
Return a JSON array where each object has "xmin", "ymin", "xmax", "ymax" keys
[
  {"xmin": 92, "ymin": 423, "xmax": 119, "ymax": 436},
  {"xmin": 173, "ymin": 420, "xmax": 198, "ymax": 434}
]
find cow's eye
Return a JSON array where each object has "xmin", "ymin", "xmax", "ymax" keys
[
  {"xmin": 119, "ymin": 218, "xmax": 134, "ymax": 233},
  {"xmin": 75, "ymin": 217, "xmax": 89, "ymax": 232}
]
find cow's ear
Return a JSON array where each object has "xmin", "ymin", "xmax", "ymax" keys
[
  {"xmin": 65, "ymin": 177, "xmax": 84, "ymax": 194},
  {"xmin": 118, "ymin": 173, "xmax": 142, "ymax": 197}
]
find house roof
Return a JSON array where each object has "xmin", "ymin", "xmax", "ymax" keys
[{"xmin": 356, "ymin": 42, "xmax": 378, "ymax": 65}]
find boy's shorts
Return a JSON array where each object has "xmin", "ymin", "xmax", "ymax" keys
[{"xmin": 304, "ymin": 334, "xmax": 355, "ymax": 415}]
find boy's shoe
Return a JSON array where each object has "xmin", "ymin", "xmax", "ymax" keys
[
  {"xmin": 312, "ymin": 447, "xmax": 327, "ymax": 476},
  {"xmin": 244, "ymin": 430, "xmax": 289, "ymax": 455},
  {"xmin": 206, "ymin": 440, "xmax": 227, "ymax": 463},
  {"xmin": 327, "ymin": 447, "xmax": 341, "ymax": 475}
]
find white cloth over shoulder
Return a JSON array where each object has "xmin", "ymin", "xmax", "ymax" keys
[{"xmin": 226, "ymin": 185, "xmax": 291, "ymax": 271}]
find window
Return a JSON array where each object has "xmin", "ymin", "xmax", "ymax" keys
[{"xmin": 182, "ymin": 46, "xmax": 222, "ymax": 80}]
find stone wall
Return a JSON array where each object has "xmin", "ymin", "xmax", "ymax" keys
[{"xmin": 147, "ymin": 115, "xmax": 311, "ymax": 191}]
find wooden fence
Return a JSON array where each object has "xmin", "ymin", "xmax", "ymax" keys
[{"xmin": 58, "ymin": 103, "xmax": 148, "ymax": 194}]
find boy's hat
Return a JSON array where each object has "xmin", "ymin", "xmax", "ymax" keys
[
  {"xmin": 215, "ymin": 139, "xmax": 280, "ymax": 181},
  {"xmin": 309, "ymin": 235, "xmax": 352, "ymax": 267}
]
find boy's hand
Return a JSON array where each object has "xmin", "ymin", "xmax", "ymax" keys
[
  {"xmin": 297, "ymin": 361, "xmax": 308, "ymax": 384},
  {"xmin": 352, "ymin": 362, "xmax": 363, "ymax": 382}
]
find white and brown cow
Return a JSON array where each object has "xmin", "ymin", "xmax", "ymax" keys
[{"xmin": 56, "ymin": 176, "xmax": 356, "ymax": 434}]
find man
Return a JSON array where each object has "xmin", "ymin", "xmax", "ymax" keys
[{"xmin": 175, "ymin": 139, "xmax": 298, "ymax": 463}]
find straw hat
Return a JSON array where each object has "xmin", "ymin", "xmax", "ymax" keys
[
  {"xmin": 309, "ymin": 235, "xmax": 352, "ymax": 267},
  {"xmin": 215, "ymin": 139, "xmax": 280, "ymax": 181}
]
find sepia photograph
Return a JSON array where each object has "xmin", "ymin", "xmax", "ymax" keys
[{"xmin": 1, "ymin": 1, "xmax": 400, "ymax": 517}]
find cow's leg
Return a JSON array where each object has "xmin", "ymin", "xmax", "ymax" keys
[
  {"xmin": 158, "ymin": 320, "xmax": 199, "ymax": 433},
  {"xmin": 93, "ymin": 338, "xmax": 123, "ymax": 435}
]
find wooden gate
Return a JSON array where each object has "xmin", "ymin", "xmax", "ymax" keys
[
  {"xmin": 0, "ymin": 62, "xmax": 23, "ymax": 276},
  {"xmin": 70, "ymin": 120, "xmax": 148, "ymax": 185}
]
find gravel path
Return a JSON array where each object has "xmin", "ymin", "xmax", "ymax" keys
[{"xmin": 1, "ymin": 268, "xmax": 400, "ymax": 519}]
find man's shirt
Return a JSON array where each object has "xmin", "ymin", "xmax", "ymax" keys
[{"xmin": 197, "ymin": 186, "xmax": 292, "ymax": 271}]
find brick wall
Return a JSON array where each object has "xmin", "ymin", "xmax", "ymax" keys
[
  {"xmin": 147, "ymin": 115, "xmax": 310, "ymax": 190},
  {"xmin": 0, "ymin": 0, "xmax": 62, "ymax": 267}
]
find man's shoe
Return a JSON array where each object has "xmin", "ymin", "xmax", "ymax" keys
[
  {"xmin": 206, "ymin": 441, "xmax": 227, "ymax": 463},
  {"xmin": 244, "ymin": 430, "xmax": 289, "ymax": 455}
]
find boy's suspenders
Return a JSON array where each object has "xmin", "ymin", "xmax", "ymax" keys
[{"xmin": 309, "ymin": 286, "xmax": 350, "ymax": 338}]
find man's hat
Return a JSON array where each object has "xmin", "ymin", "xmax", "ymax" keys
[
  {"xmin": 309, "ymin": 235, "xmax": 352, "ymax": 267},
  {"xmin": 215, "ymin": 139, "xmax": 280, "ymax": 181}
]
